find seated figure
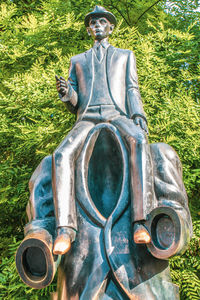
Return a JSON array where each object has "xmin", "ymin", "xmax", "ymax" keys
[{"xmin": 53, "ymin": 5, "xmax": 153, "ymax": 255}]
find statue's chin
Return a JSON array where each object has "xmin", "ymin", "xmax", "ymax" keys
[{"xmin": 95, "ymin": 33, "xmax": 107, "ymax": 40}]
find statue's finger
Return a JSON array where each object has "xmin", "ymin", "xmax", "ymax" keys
[
  {"xmin": 60, "ymin": 87, "xmax": 66, "ymax": 94},
  {"xmin": 55, "ymin": 75, "xmax": 60, "ymax": 82},
  {"xmin": 142, "ymin": 121, "xmax": 149, "ymax": 135},
  {"xmin": 60, "ymin": 79, "xmax": 66, "ymax": 85},
  {"xmin": 139, "ymin": 118, "xmax": 144, "ymax": 130},
  {"xmin": 134, "ymin": 117, "xmax": 139, "ymax": 126}
]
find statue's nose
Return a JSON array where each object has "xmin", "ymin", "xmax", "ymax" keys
[{"xmin": 95, "ymin": 21, "xmax": 100, "ymax": 28}]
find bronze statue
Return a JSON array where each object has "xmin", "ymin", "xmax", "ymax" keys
[
  {"xmin": 53, "ymin": 5, "xmax": 152, "ymax": 255},
  {"xmin": 16, "ymin": 6, "xmax": 192, "ymax": 300}
]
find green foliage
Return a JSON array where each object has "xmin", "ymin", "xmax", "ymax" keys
[
  {"xmin": 0, "ymin": 0, "xmax": 199, "ymax": 299},
  {"xmin": 170, "ymin": 221, "xmax": 200, "ymax": 299}
]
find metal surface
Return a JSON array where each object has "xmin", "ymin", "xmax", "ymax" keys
[
  {"xmin": 146, "ymin": 206, "xmax": 190, "ymax": 259},
  {"xmin": 16, "ymin": 136, "xmax": 192, "ymax": 298},
  {"xmin": 16, "ymin": 229, "xmax": 60, "ymax": 289},
  {"xmin": 53, "ymin": 5, "xmax": 151, "ymax": 231},
  {"xmin": 15, "ymin": 6, "xmax": 192, "ymax": 299}
]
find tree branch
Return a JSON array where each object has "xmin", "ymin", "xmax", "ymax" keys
[
  {"xmin": 135, "ymin": 0, "xmax": 164, "ymax": 24},
  {"xmin": 125, "ymin": 0, "xmax": 131, "ymax": 24},
  {"xmin": 109, "ymin": 0, "xmax": 131, "ymax": 27}
]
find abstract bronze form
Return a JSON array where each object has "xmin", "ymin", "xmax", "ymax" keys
[{"xmin": 16, "ymin": 6, "xmax": 192, "ymax": 299}]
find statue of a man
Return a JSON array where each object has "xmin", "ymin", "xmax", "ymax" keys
[
  {"xmin": 15, "ymin": 6, "xmax": 192, "ymax": 298},
  {"xmin": 53, "ymin": 6, "xmax": 154, "ymax": 255}
]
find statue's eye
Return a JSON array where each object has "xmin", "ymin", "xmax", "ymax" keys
[
  {"xmin": 90, "ymin": 20, "xmax": 96, "ymax": 25},
  {"xmin": 100, "ymin": 19, "xmax": 106, "ymax": 24}
]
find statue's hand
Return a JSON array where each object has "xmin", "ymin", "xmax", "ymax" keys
[
  {"xmin": 134, "ymin": 116, "xmax": 149, "ymax": 135},
  {"xmin": 55, "ymin": 75, "xmax": 69, "ymax": 97}
]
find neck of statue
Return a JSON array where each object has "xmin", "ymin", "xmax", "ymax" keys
[{"xmin": 94, "ymin": 37, "xmax": 109, "ymax": 44}]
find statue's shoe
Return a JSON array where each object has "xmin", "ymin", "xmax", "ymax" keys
[
  {"xmin": 53, "ymin": 231, "xmax": 71, "ymax": 255},
  {"xmin": 133, "ymin": 223, "xmax": 151, "ymax": 244}
]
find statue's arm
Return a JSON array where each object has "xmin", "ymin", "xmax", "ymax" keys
[
  {"xmin": 126, "ymin": 51, "xmax": 147, "ymax": 127},
  {"xmin": 148, "ymin": 143, "xmax": 193, "ymax": 258},
  {"xmin": 153, "ymin": 143, "xmax": 193, "ymax": 237},
  {"xmin": 56, "ymin": 58, "xmax": 78, "ymax": 114}
]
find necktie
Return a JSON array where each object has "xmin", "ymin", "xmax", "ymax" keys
[{"xmin": 96, "ymin": 44, "xmax": 104, "ymax": 61}]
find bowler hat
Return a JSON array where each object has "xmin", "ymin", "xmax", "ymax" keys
[{"xmin": 84, "ymin": 6, "xmax": 117, "ymax": 27}]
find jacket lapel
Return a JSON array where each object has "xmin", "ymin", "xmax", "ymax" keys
[
  {"xmin": 106, "ymin": 45, "xmax": 116, "ymax": 80},
  {"xmin": 77, "ymin": 48, "xmax": 94, "ymax": 118},
  {"xmin": 85, "ymin": 48, "xmax": 93, "ymax": 76},
  {"xmin": 106, "ymin": 46, "xmax": 122, "ymax": 111}
]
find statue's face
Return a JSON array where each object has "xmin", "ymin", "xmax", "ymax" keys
[{"xmin": 87, "ymin": 16, "xmax": 114, "ymax": 40}]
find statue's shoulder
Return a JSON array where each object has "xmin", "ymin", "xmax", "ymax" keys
[
  {"xmin": 112, "ymin": 46, "xmax": 134, "ymax": 57},
  {"xmin": 70, "ymin": 51, "xmax": 87, "ymax": 63}
]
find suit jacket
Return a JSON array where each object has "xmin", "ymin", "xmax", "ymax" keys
[{"xmin": 61, "ymin": 45, "xmax": 146, "ymax": 121}]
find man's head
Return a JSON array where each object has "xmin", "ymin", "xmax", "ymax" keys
[
  {"xmin": 87, "ymin": 16, "xmax": 114, "ymax": 41},
  {"xmin": 85, "ymin": 6, "xmax": 116, "ymax": 41}
]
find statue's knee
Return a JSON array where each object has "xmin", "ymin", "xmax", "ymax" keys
[
  {"xmin": 133, "ymin": 132, "xmax": 147, "ymax": 146},
  {"xmin": 53, "ymin": 151, "xmax": 62, "ymax": 165},
  {"xmin": 139, "ymin": 135, "xmax": 147, "ymax": 145},
  {"xmin": 53, "ymin": 149, "xmax": 73, "ymax": 165}
]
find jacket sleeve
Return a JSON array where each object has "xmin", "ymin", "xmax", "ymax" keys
[
  {"xmin": 59, "ymin": 58, "xmax": 78, "ymax": 114},
  {"xmin": 150, "ymin": 143, "xmax": 192, "ymax": 257},
  {"xmin": 126, "ymin": 51, "xmax": 146, "ymax": 121}
]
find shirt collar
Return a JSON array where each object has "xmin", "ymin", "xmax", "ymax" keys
[{"xmin": 93, "ymin": 39, "xmax": 110, "ymax": 50}]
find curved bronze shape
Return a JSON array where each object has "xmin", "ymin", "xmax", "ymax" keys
[
  {"xmin": 15, "ymin": 6, "xmax": 193, "ymax": 298},
  {"xmin": 76, "ymin": 123, "xmax": 131, "ymax": 298},
  {"xmin": 16, "ymin": 229, "xmax": 60, "ymax": 289},
  {"xmin": 15, "ymin": 142, "xmax": 193, "ymax": 299},
  {"xmin": 76, "ymin": 123, "xmax": 129, "ymax": 226},
  {"xmin": 146, "ymin": 206, "xmax": 191, "ymax": 259}
]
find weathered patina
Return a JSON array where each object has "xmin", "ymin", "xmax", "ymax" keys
[{"xmin": 16, "ymin": 6, "xmax": 192, "ymax": 300}]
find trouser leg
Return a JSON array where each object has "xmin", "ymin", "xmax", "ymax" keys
[
  {"xmin": 111, "ymin": 116, "xmax": 154, "ymax": 222},
  {"xmin": 52, "ymin": 120, "xmax": 94, "ymax": 229},
  {"xmin": 127, "ymin": 136, "xmax": 152, "ymax": 222}
]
